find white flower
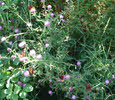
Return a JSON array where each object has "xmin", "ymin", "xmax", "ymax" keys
[
  {"xmin": 18, "ymin": 41, "xmax": 26, "ymax": 48},
  {"xmin": 1, "ymin": 37, "xmax": 6, "ymax": 42}
]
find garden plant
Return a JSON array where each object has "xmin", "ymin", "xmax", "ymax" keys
[{"xmin": 0, "ymin": 0, "xmax": 115, "ymax": 100}]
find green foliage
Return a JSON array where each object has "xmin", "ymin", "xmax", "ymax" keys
[{"xmin": 0, "ymin": 0, "xmax": 114, "ymax": 100}]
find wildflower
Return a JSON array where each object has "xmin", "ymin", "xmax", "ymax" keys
[
  {"xmin": 86, "ymin": 84, "xmax": 91, "ymax": 91},
  {"xmin": 62, "ymin": 19, "xmax": 66, "ymax": 23},
  {"xmin": 24, "ymin": 71, "xmax": 30, "ymax": 77},
  {"xmin": 15, "ymin": 29, "xmax": 19, "ymax": 33},
  {"xmin": 45, "ymin": 43, "xmax": 49, "ymax": 48},
  {"xmin": 72, "ymin": 95, "xmax": 76, "ymax": 99},
  {"xmin": 8, "ymin": 66, "xmax": 13, "ymax": 70},
  {"xmin": 0, "ymin": 55, "xmax": 2, "ymax": 59},
  {"xmin": 60, "ymin": 14, "xmax": 64, "ymax": 19},
  {"xmin": 19, "ymin": 57, "xmax": 28, "ymax": 62},
  {"xmin": 2, "ymin": 2, "xmax": 5, "ymax": 6},
  {"xmin": 0, "ymin": 26, "xmax": 2, "ymax": 30},
  {"xmin": 48, "ymin": 90, "xmax": 52, "ymax": 95},
  {"xmin": 29, "ymin": 49, "xmax": 36, "ymax": 56},
  {"xmin": 0, "ymin": 1, "xmax": 2, "ymax": 4},
  {"xmin": 69, "ymin": 87, "xmax": 72, "ymax": 92},
  {"xmin": 11, "ymin": 55, "xmax": 15, "ymax": 59},
  {"xmin": 44, "ymin": 21, "xmax": 50, "ymax": 26},
  {"xmin": 105, "ymin": 80, "xmax": 109, "ymax": 84},
  {"xmin": 9, "ymin": 41, "xmax": 13, "ymax": 45},
  {"xmin": 1, "ymin": 37, "xmax": 6, "ymax": 42},
  {"xmin": 49, "ymin": 80, "xmax": 52, "ymax": 82},
  {"xmin": 28, "ymin": 5, "xmax": 36, "ymax": 13},
  {"xmin": 37, "ymin": 54, "xmax": 42, "ymax": 60},
  {"xmin": 38, "ymin": 79, "xmax": 41, "ymax": 83},
  {"xmin": 7, "ymin": 48, "xmax": 11, "ymax": 52},
  {"xmin": 27, "ymin": 23, "xmax": 32, "ymax": 27},
  {"xmin": 50, "ymin": 13, "xmax": 54, "ymax": 17},
  {"xmin": 47, "ymin": 5, "xmax": 52, "ymax": 9},
  {"xmin": 18, "ymin": 41, "xmax": 26, "ymax": 48},
  {"xmin": 87, "ymin": 96, "xmax": 90, "ymax": 100},
  {"xmin": 109, "ymin": 80, "xmax": 112, "ymax": 83},
  {"xmin": 15, "ymin": 35, "xmax": 18, "ymax": 39},
  {"xmin": 77, "ymin": 74, "xmax": 81, "ymax": 78},
  {"xmin": 23, "ymin": 84, "xmax": 26, "ymax": 87},
  {"xmin": 112, "ymin": 75, "xmax": 115, "ymax": 79},
  {"xmin": 17, "ymin": 81, "xmax": 23, "ymax": 86},
  {"xmin": 10, "ymin": 19, "xmax": 13, "ymax": 22},
  {"xmin": 76, "ymin": 61, "xmax": 81, "ymax": 65},
  {"xmin": 65, "ymin": 74, "xmax": 70, "ymax": 79}
]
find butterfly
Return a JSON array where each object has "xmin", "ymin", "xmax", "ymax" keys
[
  {"xmin": 28, "ymin": 68, "xmax": 34, "ymax": 74},
  {"xmin": 59, "ymin": 75, "xmax": 64, "ymax": 82},
  {"xmin": 17, "ymin": 51, "xmax": 25, "ymax": 58},
  {"xmin": 86, "ymin": 84, "xmax": 91, "ymax": 91},
  {"xmin": 28, "ymin": 5, "xmax": 34, "ymax": 10}
]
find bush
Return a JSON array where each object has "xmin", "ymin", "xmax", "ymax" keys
[{"xmin": 0, "ymin": 0, "xmax": 114, "ymax": 100}]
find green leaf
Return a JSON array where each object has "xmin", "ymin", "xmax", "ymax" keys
[
  {"xmin": 4, "ymin": 89, "xmax": 12, "ymax": 94},
  {"xmin": 11, "ymin": 77, "xmax": 19, "ymax": 83},
  {"xmin": 19, "ymin": 91, "xmax": 27, "ymax": 99},
  {"xmin": 12, "ymin": 94, "xmax": 18, "ymax": 100},
  {"xmin": 14, "ymin": 85, "xmax": 21, "ymax": 94},
  {"xmin": 0, "ymin": 90, "xmax": 6, "ymax": 99},
  {"xmin": 13, "ymin": 58, "xmax": 20, "ymax": 65},
  {"xmin": 23, "ymin": 84, "xmax": 33, "ymax": 92},
  {"xmin": 0, "ymin": 81, "xmax": 4, "ymax": 89},
  {"xmin": 20, "ymin": 76, "xmax": 30, "ymax": 83},
  {"xmin": 6, "ymin": 93, "xmax": 12, "ymax": 99}
]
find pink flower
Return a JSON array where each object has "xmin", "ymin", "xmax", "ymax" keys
[
  {"xmin": 24, "ymin": 71, "xmax": 30, "ymax": 77},
  {"xmin": 87, "ymin": 96, "xmax": 90, "ymax": 99},
  {"xmin": 7, "ymin": 48, "xmax": 11, "ymax": 52},
  {"xmin": 60, "ymin": 14, "xmax": 64, "ymax": 19},
  {"xmin": 0, "ymin": 26, "xmax": 2, "ymax": 30},
  {"xmin": 47, "ymin": 5, "xmax": 52, "ymax": 9},
  {"xmin": 11, "ymin": 55, "xmax": 15, "ymax": 59},
  {"xmin": 29, "ymin": 49, "xmax": 36, "ymax": 56},
  {"xmin": 37, "ymin": 54, "xmax": 42, "ymax": 60},
  {"xmin": 45, "ymin": 43, "xmax": 49, "ymax": 48},
  {"xmin": 15, "ymin": 29, "xmax": 19, "ymax": 33},
  {"xmin": 0, "ymin": 55, "xmax": 2, "ymax": 59},
  {"xmin": 69, "ymin": 87, "xmax": 72, "ymax": 92},
  {"xmin": 44, "ymin": 21, "xmax": 50, "ymax": 26},
  {"xmin": 72, "ymin": 95, "xmax": 76, "ymax": 99},
  {"xmin": 9, "ymin": 41, "xmax": 13, "ymax": 45},
  {"xmin": 19, "ymin": 57, "xmax": 28, "ymax": 62},
  {"xmin": 15, "ymin": 36, "xmax": 18, "ymax": 39},
  {"xmin": 65, "ymin": 74, "xmax": 70, "ymax": 79},
  {"xmin": 50, "ymin": 13, "xmax": 54, "ymax": 17},
  {"xmin": 76, "ymin": 61, "xmax": 81, "ymax": 65},
  {"xmin": 18, "ymin": 41, "xmax": 26, "ymax": 48},
  {"xmin": 30, "ymin": 7, "xmax": 36, "ymax": 13},
  {"xmin": 18, "ymin": 81, "xmax": 23, "ymax": 86},
  {"xmin": 105, "ymin": 80, "xmax": 109, "ymax": 84},
  {"xmin": 62, "ymin": 19, "xmax": 66, "ymax": 23},
  {"xmin": 38, "ymin": 79, "xmax": 41, "ymax": 83},
  {"xmin": 48, "ymin": 90, "xmax": 52, "ymax": 95}
]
